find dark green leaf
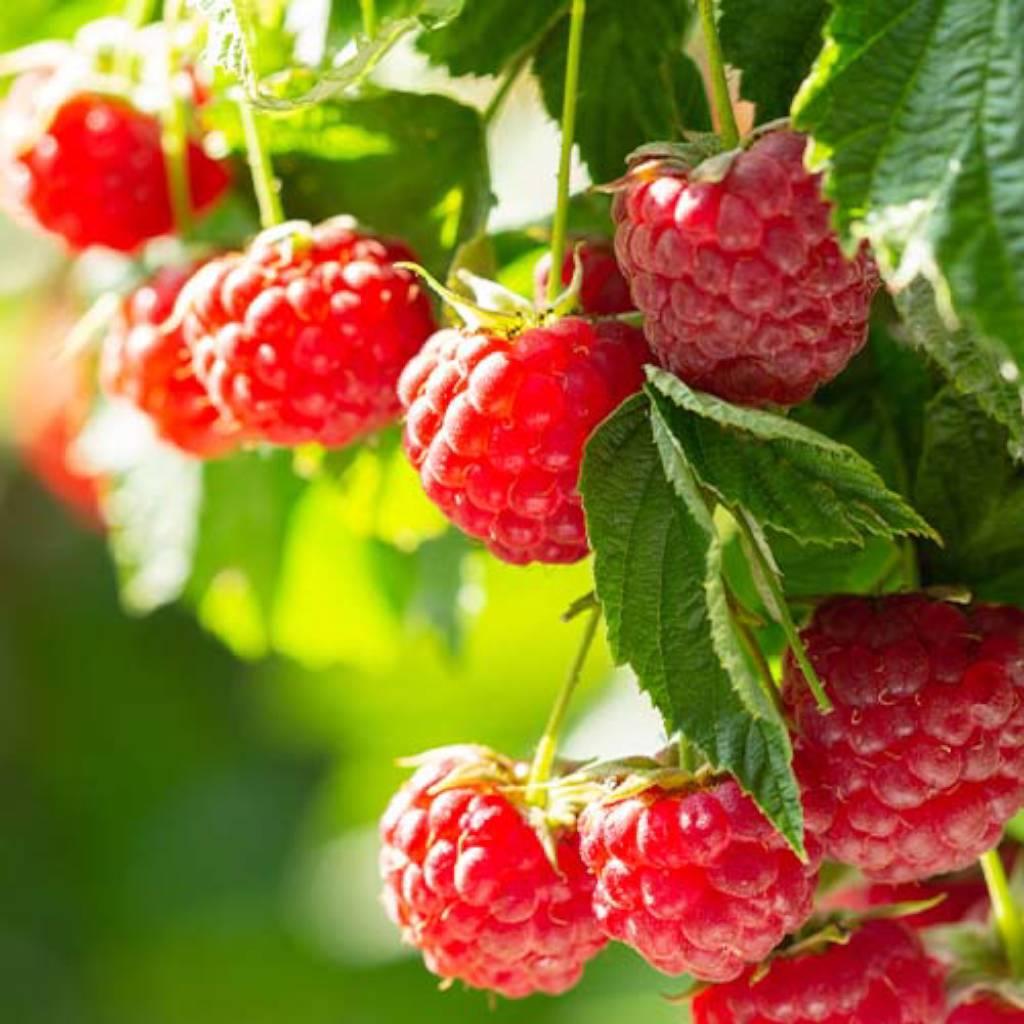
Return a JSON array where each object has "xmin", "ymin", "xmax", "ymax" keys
[
  {"xmin": 580, "ymin": 396, "xmax": 803, "ymax": 850},
  {"xmin": 534, "ymin": 0, "xmax": 709, "ymax": 182},
  {"xmin": 914, "ymin": 388, "xmax": 1024, "ymax": 602},
  {"xmin": 645, "ymin": 369, "xmax": 938, "ymax": 547},
  {"xmin": 794, "ymin": 0, "xmax": 1024, "ymax": 369},
  {"xmin": 718, "ymin": 0, "xmax": 828, "ymax": 120}
]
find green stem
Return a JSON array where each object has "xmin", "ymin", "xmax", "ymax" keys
[
  {"xmin": 981, "ymin": 849, "xmax": 1024, "ymax": 979},
  {"xmin": 482, "ymin": 47, "xmax": 529, "ymax": 126},
  {"xmin": 677, "ymin": 734, "xmax": 699, "ymax": 773},
  {"xmin": 123, "ymin": 0, "xmax": 156, "ymax": 27},
  {"xmin": 526, "ymin": 604, "xmax": 601, "ymax": 806},
  {"xmin": 160, "ymin": 0, "xmax": 191, "ymax": 234},
  {"xmin": 360, "ymin": 0, "xmax": 378, "ymax": 38},
  {"xmin": 546, "ymin": 0, "xmax": 586, "ymax": 305},
  {"xmin": 902, "ymin": 539, "xmax": 921, "ymax": 591},
  {"xmin": 697, "ymin": 0, "xmax": 739, "ymax": 149},
  {"xmin": 238, "ymin": 100, "xmax": 283, "ymax": 229}
]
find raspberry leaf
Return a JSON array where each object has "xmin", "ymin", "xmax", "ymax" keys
[
  {"xmin": 718, "ymin": 0, "xmax": 829, "ymax": 121},
  {"xmin": 645, "ymin": 369, "xmax": 939, "ymax": 548},
  {"xmin": 794, "ymin": 0, "xmax": 1024, "ymax": 379},
  {"xmin": 580, "ymin": 396, "xmax": 805, "ymax": 852}
]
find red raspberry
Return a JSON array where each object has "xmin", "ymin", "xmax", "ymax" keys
[
  {"xmin": 101, "ymin": 265, "xmax": 243, "ymax": 458},
  {"xmin": 690, "ymin": 919, "xmax": 946, "ymax": 1023},
  {"xmin": 182, "ymin": 217, "xmax": 437, "ymax": 447},
  {"xmin": 379, "ymin": 746, "xmax": 606, "ymax": 999},
  {"xmin": 0, "ymin": 72, "xmax": 230, "ymax": 252},
  {"xmin": 612, "ymin": 130, "xmax": 878, "ymax": 407},
  {"xmin": 397, "ymin": 317, "xmax": 649, "ymax": 564},
  {"xmin": 577, "ymin": 779, "xmax": 823, "ymax": 981},
  {"xmin": 824, "ymin": 873, "xmax": 990, "ymax": 930},
  {"xmin": 533, "ymin": 238, "xmax": 634, "ymax": 315},
  {"xmin": 784, "ymin": 595, "xmax": 1024, "ymax": 882},
  {"xmin": 948, "ymin": 996, "xmax": 1024, "ymax": 1023}
]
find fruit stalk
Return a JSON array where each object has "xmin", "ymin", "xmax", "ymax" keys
[
  {"xmin": 360, "ymin": 0, "xmax": 377, "ymax": 38},
  {"xmin": 238, "ymin": 99, "xmax": 283, "ymax": 229},
  {"xmin": 526, "ymin": 603, "xmax": 601, "ymax": 805},
  {"xmin": 980, "ymin": 848, "xmax": 1024, "ymax": 978},
  {"xmin": 547, "ymin": 0, "xmax": 586, "ymax": 305},
  {"xmin": 697, "ymin": 0, "xmax": 739, "ymax": 149},
  {"xmin": 160, "ymin": 0, "xmax": 192, "ymax": 234}
]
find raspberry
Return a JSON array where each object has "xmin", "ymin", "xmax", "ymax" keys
[
  {"xmin": 690, "ymin": 919, "xmax": 946, "ymax": 1023},
  {"xmin": 533, "ymin": 238, "xmax": 634, "ymax": 315},
  {"xmin": 379, "ymin": 746, "xmax": 606, "ymax": 999},
  {"xmin": 182, "ymin": 217, "xmax": 437, "ymax": 447},
  {"xmin": 101, "ymin": 265, "xmax": 243, "ymax": 458},
  {"xmin": 397, "ymin": 317, "xmax": 649, "ymax": 564},
  {"xmin": 824, "ymin": 873, "xmax": 990, "ymax": 930},
  {"xmin": 612, "ymin": 130, "xmax": 878, "ymax": 407},
  {"xmin": 784, "ymin": 595, "xmax": 1024, "ymax": 883},
  {"xmin": 0, "ymin": 72, "xmax": 230, "ymax": 252},
  {"xmin": 577, "ymin": 779, "xmax": 822, "ymax": 981},
  {"xmin": 948, "ymin": 996, "xmax": 1024, "ymax": 1023}
]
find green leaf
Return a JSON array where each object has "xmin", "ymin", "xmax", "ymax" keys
[
  {"xmin": 718, "ymin": 0, "xmax": 829, "ymax": 121},
  {"xmin": 534, "ymin": 0, "xmax": 710, "ymax": 182},
  {"xmin": 914, "ymin": 387, "xmax": 1024, "ymax": 602},
  {"xmin": 793, "ymin": 0, "xmax": 1024, "ymax": 370},
  {"xmin": 895, "ymin": 279, "xmax": 1024, "ymax": 462},
  {"xmin": 580, "ymin": 396, "xmax": 804, "ymax": 851},
  {"xmin": 416, "ymin": 0, "xmax": 566, "ymax": 76},
  {"xmin": 194, "ymin": 0, "xmax": 293, "ymax": 90},
  {"xmin": 0, "ymin": 0, "xmax": 120, "ymax": 50},
  {"xmin": 210, "ymin": 90, "xmax": 491, "ymax": 272},
  {"xmin": 645, "ymin": 369, "xmax": 938, "ymax": 547}
]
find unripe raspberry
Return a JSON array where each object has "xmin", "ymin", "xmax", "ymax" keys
[
  {"xmin": 613, "ymin": 130, "xmax": 878, "ymax": 407},
  {"xmin": 182, "ymin": 217, "xmax": 437, "ymax": 447},
  {"xmin": 101, "ymin": 264, "xmax": 243, "ymax": 457},
  {"xmin": 533, "ymin": 238, "xmax": 634, "ymax": 315},
  {"xmin": 577, "ymin": 779, "xmax": 822, "ymax": 981},
  {"xmin": 379, "ymin": 746, "xmax": 606, "ymax": 999},
  {"xmin": 691, "ymin": 919, "xmax": 946, "ymax": 1023},
  {"xmin": 784, "ymin": 595, "xmax": 1024, "ymax": 882},
  {"xmin": 0, "ymin": 71, "xmax": 229, "ymax": 252},
  {"xmin": 948, "ymin": 996, "xmax": 1024, "ymax": 1023},
  {"xmin": 398, "ymin": 317, "xmax": 649, "ymax": 564}
]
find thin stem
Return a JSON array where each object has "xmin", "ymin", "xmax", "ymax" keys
[
  {"xmin": 238, "ymin": 100, "xmax": 283, "ymax": 229},
  {"xmin": 902, "ymin": 539, "xmax": 921, "ymax": 590},
  {"xmin": 981, "ymin": 849, "xmax": 1024, "ymax": 979},
  {"xmin": 677, "ymin": 734, "xmax": 699, "ymax": 773},
  {"xmin": 123, "ymin": 0, "xmax": 157, "ymax": 27},
  {"xmin": 697, "ymin": 0, "xmax": 739, "ymax": 149},
  {"xmin": 482, "ymin": 48, "xmax": 529, "ymax": 126},
  {"xmin": 526, "ymin": 604, "xmax": 601, "ymax": 806},
  {"xmin": 546, "ymin": 0, "xmax": 586, "ymax": 305},
  {"xmin": 360, "ymin": 0, "xmax": 378, "ymax": 38},
  {"xmin": 160, "ymin": 0, "xmax": 191, "ymax": 234}
]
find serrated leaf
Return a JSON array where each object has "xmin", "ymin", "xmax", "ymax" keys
[
  {"xmin": 645, "ymin": 369, "xmax": 938, "ymax": 547},
  {"xmin": 718, "ymin": 0, "xmax": 828, "ymax": 120},
  {"xmin": 915, "ymin": 387, "xmax": 1024, "ymax": 602},
  {"xmin": 193, "ymin": 0, "xmax": 292, "ymax": 92},
  {"xmin": 793, "ymin": 0, "xmax": 1024, "ymax": 372},
  {"xmin": 580, "ymin": 396, "xmax": 804, "ymax": 851},
  {"xmin": 895, "ymin": 279, "xmax": 1024, "ymax": 462},
  {"xmin": 534, "ymin": 0, "xmax": 709, "ymax": 182}
]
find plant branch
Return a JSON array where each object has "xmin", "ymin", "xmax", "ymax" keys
[
  {"xmin": 238, "ymin": 100, "xmax": 283, "ymax": 229},
  {"xmin": 697, "ymin": 0, "xmax": 739, "ymax": 148},
  {"xmin": 360, "ymin": 0, "xmax": 378, "ymax": 39}
]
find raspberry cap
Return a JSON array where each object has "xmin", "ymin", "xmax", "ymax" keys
[
  {"xmin": 533, "ymin": 238, "xmax": 634, "ymax": 315},
  {"xmin": 182, "ymin": 217, "xmax": 437, "ymax": 447},
  {"xmin": 577, "ymin": 778, "xmax": 823, "ymax": 981},
  {"xmin": 612, "ymin": 129, "xmax": 878, "ymax": 407},
  {"xmin": 379, "ymin": 746, "xmax": 606, "ymax": 999},
  {"xmin": 948, "ymin": 995, "xmax": 1024, "ymax": 1023},
  {"xmin": 784, "ymin": 595, "xmax": 1024, "ymax": 882},
  {"xmin": 101, "ymin": 264, "xmax": 244, "ymax": 458},
  {"xmin": 398, "ymin": 316, "xmax": 649, "ymax": 564},
  {"xmin": 0, "ymin": 72, "xmax": 229, "ymax": 252},
  {"xmin": 690, "ymin": 919, "xmax": 946, "ymax": 1023}
]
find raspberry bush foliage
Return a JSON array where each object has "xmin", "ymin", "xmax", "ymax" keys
[{"xmin": 4, "ymin": 0, "xmax": 1024, "ymax": 1018}]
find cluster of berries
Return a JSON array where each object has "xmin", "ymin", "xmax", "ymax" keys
[{"xmin": 380, "ymin": 593, "xmax": 1024, "ymax": 1018}]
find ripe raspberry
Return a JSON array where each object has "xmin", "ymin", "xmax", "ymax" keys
[
  {"xmin": 397, "ymin": 317, "xmax": 649, "ymax": 564},
  {"xmin": 533, "ymin": 238, "xmax": 634, "ymax": 315},
  {"xmin": 690, "ymin": 919, "xmax": 946, "ymax": 1023},
  {"xmin": 577, "ymin": 779, "xmax": 823, "ymax": 981},
  {"xmin": 181, "ymin": 217, "xmax": 436, "ymax": 447},
  {"xmin": 101, "ymin": 265, "xmax": 243, "ymax": 458},
  {"xmin": 612, "ymin": 130, "xmax": 877, "ymax": 407},
  {"xmin": 0, "ymin": 72, "xmax": 230, "ymax": 252},
  {"xmin": 784, "ymin": 595, "xmax": 1024, "ymax": 883},
  {"xmin": 948, "ymin": 996, "xmax": 1024, "ymax": 1023},
  {"xmin": 379, "ymin": 746, "xmax": 606, "ymax": 999},
  {"xmin": 824, "ymin": 873, "xmax": 990, "ymax": 930}
]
